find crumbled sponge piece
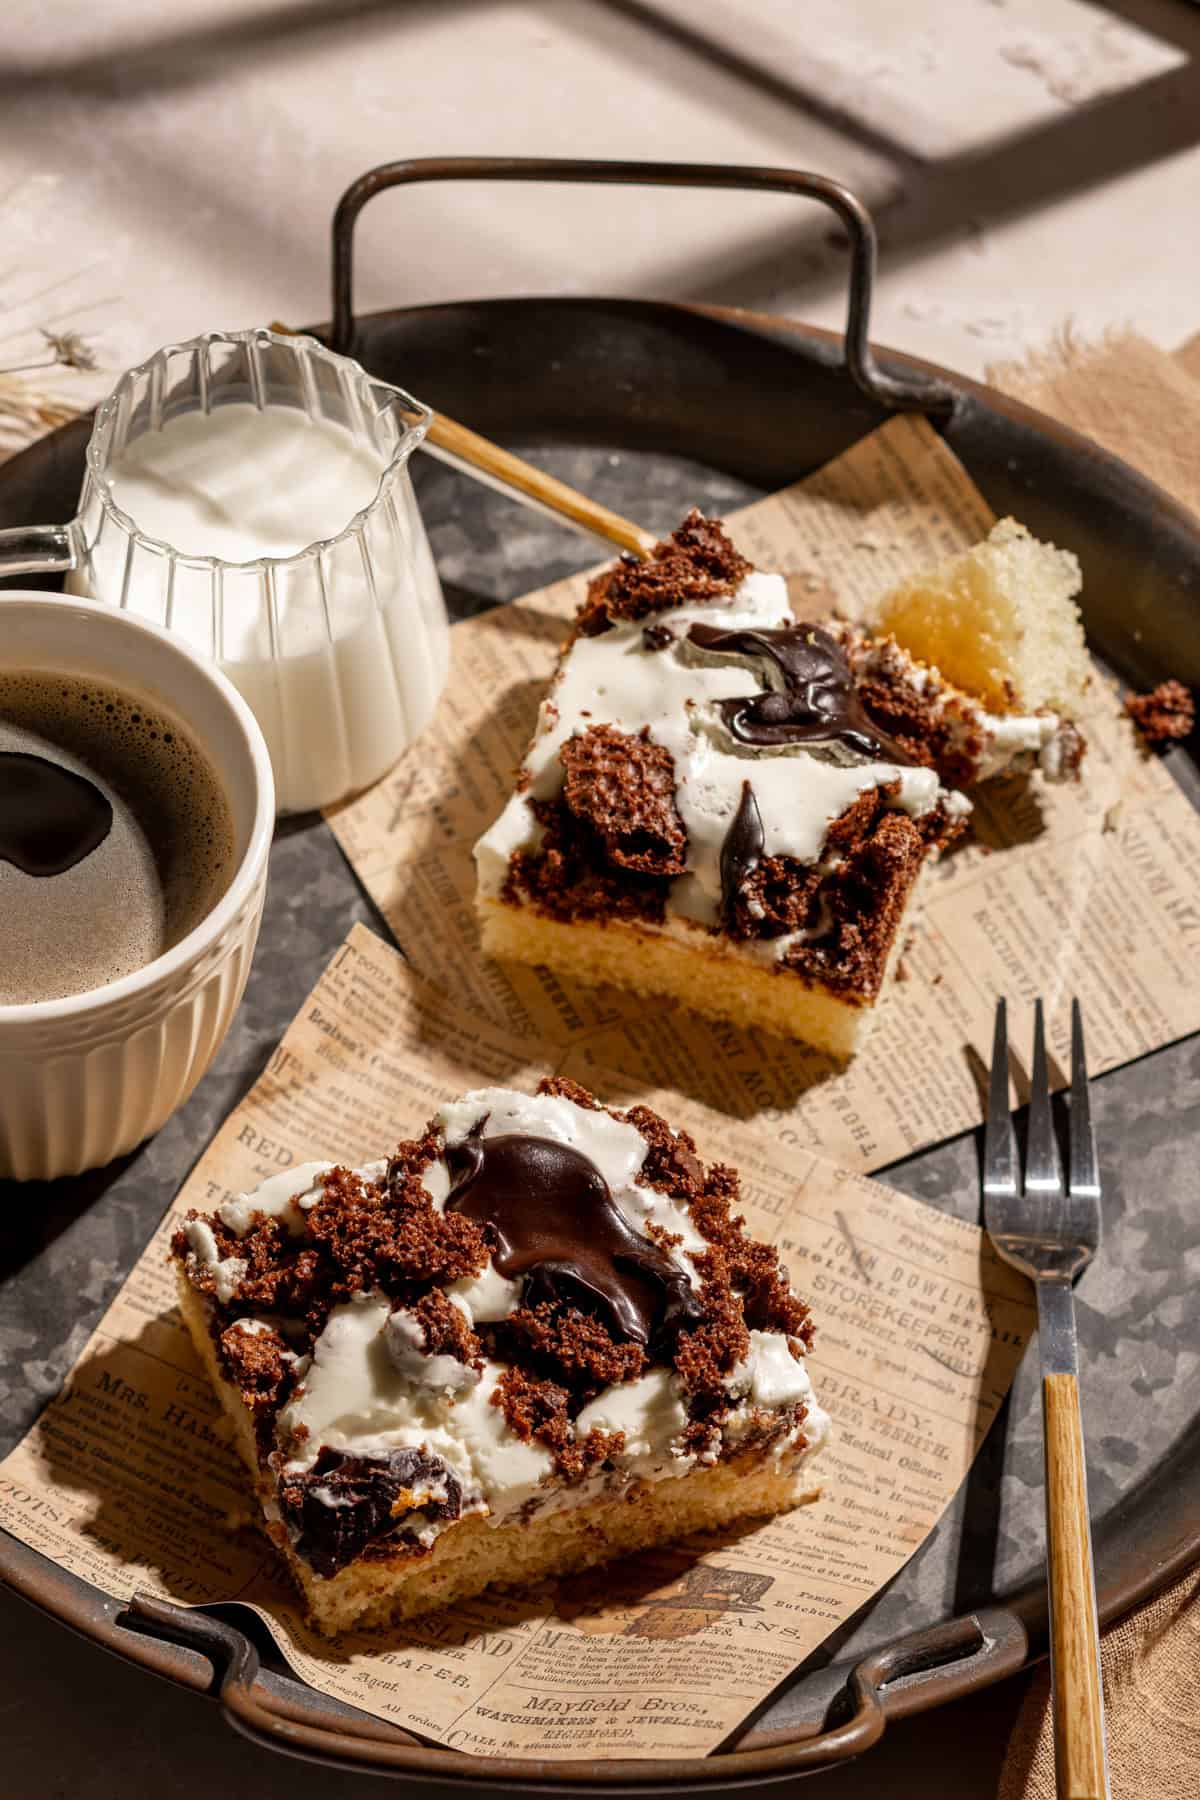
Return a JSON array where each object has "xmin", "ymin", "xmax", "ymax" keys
[{"xmin": 872, "ymin": 519, "xmax": 1089, "ymax": 715}]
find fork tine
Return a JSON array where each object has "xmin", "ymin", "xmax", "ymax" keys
[
  {"xmin": 1069, "ymin": 998, "xmax": 1100, "ymax": 1197},
  {"xmin": 1026, "ymin": 998, "xmax": 1063, "ymax": 1194},
  {"xmin": 984, "ymin": 998, "xmax": 1019, "ymax": 1194}
]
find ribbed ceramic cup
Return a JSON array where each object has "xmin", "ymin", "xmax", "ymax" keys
[{"xmin": 0, "ymin": 593, "xmax": 274, "ymax": 1181}]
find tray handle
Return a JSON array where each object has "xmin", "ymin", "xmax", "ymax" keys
[
  {"xmin": 329, "ymin": 156, "xmax": 956, "ymax": 417},
  {"xmin": 123, "ymin": 1591, "xmax": 1026, "ymax": 1785}
]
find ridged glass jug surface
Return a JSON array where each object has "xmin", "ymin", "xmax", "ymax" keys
[{"xmin": 0, "ymin": 329, "xmax": 448, "ymax": 813}]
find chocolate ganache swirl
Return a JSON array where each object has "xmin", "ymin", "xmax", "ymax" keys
[
  {"xmin": 687, "ymin": 620, "xmax": 913, "ymax": 762},
  {"xmin": 721, "ymin": 781, "xmax": 764, "ymax": 928},
  {"xmin": 445, "ymin": 1128, "xmax": 704, "ymax": 1354}
]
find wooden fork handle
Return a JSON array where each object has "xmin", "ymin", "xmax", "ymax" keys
[{"xmin": 1044, "ymin": 1373, "xmax": 1109, "ymax": 1799}]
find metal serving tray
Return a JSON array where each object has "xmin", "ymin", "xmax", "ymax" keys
[{"xmin": 2, "ymin": 160, "xmax": 1198, "ymax": 1789}]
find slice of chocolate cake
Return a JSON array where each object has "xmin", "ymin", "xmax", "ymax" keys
[
  {"xmin": 172, "ymin": 1080, "xmax": 827, "ymax": 1633},
  {"xmin": 474, "ymin": 512, "xmax": 1086, "ymax": 1058}
]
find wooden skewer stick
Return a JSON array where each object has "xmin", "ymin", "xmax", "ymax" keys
[
  {"xmin": 270, "ymin": 323, "xmax": 656, "ymax": 559},
  {"xmin": 424, "ymin": 412, "xmax": 657, "ymax": 558}
]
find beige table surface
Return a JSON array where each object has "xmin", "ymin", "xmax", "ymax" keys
[{"xmin": 4, "ymin": 0, "xmax": 1200, "ymax": 403}]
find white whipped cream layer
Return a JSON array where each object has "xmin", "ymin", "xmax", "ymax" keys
[
  {"xmin": 474, "ymin": 572, "xmax": 948, "ymax": 934},
  {"xmin": 183, "ymin": 1220, "xmax": 248, "ymax": 1305},
  {"xmin": 972, "ymin": 709, "xmax": 1063, "ymax": 780},
  {"xmin": 186, "ymin": 1088, "xmax": 826, "ymax": 1547},
  {"xmin": 277, "ymin": 1296, "xmax": 555, "ymax": 1527}
]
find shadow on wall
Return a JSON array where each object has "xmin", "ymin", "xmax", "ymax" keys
[{"xmin": 0, "ymin": 0, "xmax": 1197, "ymax": 323}]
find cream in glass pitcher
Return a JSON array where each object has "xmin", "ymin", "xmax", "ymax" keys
[{"xmin": 0, "ymin": 329, "xmax": 449, "ymax": 812}]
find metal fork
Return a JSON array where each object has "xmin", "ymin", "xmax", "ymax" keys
[{"xmin": 984, "ymin": 998, "xmax": 1110, "ymax": 1800}]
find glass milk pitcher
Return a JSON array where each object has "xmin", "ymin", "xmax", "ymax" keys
[{"xmin": 0, "ymin": 328, "xmax": 449, "ymax": 812}]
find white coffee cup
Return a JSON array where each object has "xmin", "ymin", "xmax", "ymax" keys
[{"xmin": 0, "ymin": 592, "xmax": 275, "ymax": 1180}]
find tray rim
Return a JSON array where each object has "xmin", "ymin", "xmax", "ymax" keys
[{"xmin": 2, "ymin": 292, "xmax": 1198, "ymax": 1788}]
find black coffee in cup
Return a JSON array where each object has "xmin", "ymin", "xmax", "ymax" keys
[{"xmin": 0, "ymin": 670, "xmax": 236, "ymax": 1004}]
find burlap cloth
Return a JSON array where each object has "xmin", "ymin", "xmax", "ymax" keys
[
  {"xmin": 3, "ymin": 326, "xmax": 1197, "ymax": 1789},
  {"xmin": 987, "ymin": 329, "xmax": 1200, "ymax": 1799}
]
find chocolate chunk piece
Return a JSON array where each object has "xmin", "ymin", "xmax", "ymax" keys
[
  {"xmin": 560, "ymin": 724, "xmax": 687, "ymax": 876},
  {"xmin": 1125, "ymin": 679, "xmax": 1195, "ymax": 745},
  {"xmin": 279, "ymin": 1447, "xmax": 462, "ymax": 1577},
  {"xmin": 574, "ymin": 510, "xmax": 752, "ymax": 634}
]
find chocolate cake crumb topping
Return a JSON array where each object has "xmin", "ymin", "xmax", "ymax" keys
[
  {"xmin": 495, "ymin": 1300, "xmax": 645, "ymax": 1394},
  {"xmin": 494, "ymin": 1367, "xmax": 626, "ymax": 1482},
  {"xmin": 781, "ymin": 808, "xmax": 926, "ymax": 1000},
  {"xmin": 502, "ymin": 793, "xmax": 672, "ymax": 926},
  {"xmin": 172, "ymin": 1142, "xmax": 492, "ymax": 1341},
  {"xmin": 412, "ymin": 1287, "xmax": 483, "ymax": 1368},
  {"xmin": 718, "ymin": 785, "xmax": 959, "ymax": 947},
  {"xmin": 673, "ymin": 1252, "xmax": 751, "ymax": 1394},
  {"xmin": 174, "ymin": 1208, "xmax": 325, "ymax": 1320},
  {"xmin": 726, "ymin": 853, "xmax": 823, "ymax": 939},
  {"xmin": 668, "ymin": 509, "xmax": 754, "ymax": 580},
  {"xmin": 852, "ymin": 674, "xmax": 973, "ymax": 784},
  {"xmin": 502, "ymin": 766, "xmax": 959, "ymax": 986},
  {"xmin": 535, "ymin": 1075, "xmax": 601, "ymax": 1109},
  {"xmin": 574, "ymin": 510, "xmax": 752, "ymax": 635},
  {"xmin": 688, "ymin": 1184, "xmax": 813, "ymax": 1344},
  {"xmin": 560, "ymin": 725, "xmax": 687, "ymax": 876},
  {"xmin": 622, "ymin": 1102, "xmax": 814, "ymax": 1350},
  {"xmin": 218, "ymin": 1321, "xmax": 294, "ymax": 1449},
  {"xmin": 1125, "ymin": 679, "xmax": 1195, "ymax": 745},
  {"xmin": 621, "ymin": 1104, "xmax": 705, "ymax": 1195},
  {"xmin": 278, "ymin": 1447, "xmax": 462, "ymax": 1577},
  {"xmin": 308, "ymin": 1157, "xmax": 487, "ymax": 1294},
  {"xmin": 218, "ymin": 1321, "xmax": 290, "ymax": 1397}
]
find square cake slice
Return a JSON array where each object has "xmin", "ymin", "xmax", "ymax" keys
[
  {"xmin": 474, "ymin": 512, "xmax": 1086, "ymax": 1058},
  {"xmin": 172, "ymin": 1079, "xmax": 828, "ymax": 1634}
]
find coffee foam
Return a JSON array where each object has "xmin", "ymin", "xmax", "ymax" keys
[{"xmin": 0, "ymin": 668, "xmax": 236, "ymax": 1005}]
